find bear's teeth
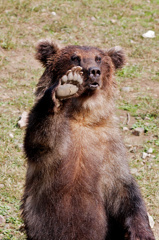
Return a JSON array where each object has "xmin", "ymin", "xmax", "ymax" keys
[
  {"xmin": 68, "ymin": 72, "xmax": 73, "ymax": 80},
  {"xmin": 77, "ymin": 75, "xmax": 83, "ymax": 84},
  {"xmin": 62, "ymin": 75, "xmax": 68, "ymax": 83}
]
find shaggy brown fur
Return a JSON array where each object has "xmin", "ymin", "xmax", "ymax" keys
[{"xmin": 21, "ymin": 39, "xmax": 155, "ymax": 240}]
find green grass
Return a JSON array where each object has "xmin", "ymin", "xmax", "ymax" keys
[{"xmin": 0, "ymin": 0, "xmax": 159, "ymax": 239}]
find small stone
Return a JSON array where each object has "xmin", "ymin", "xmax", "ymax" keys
[
  {"xmin": 130, "ymin": 39, "xmax": 136, "ymax": 44},
  {"xmin": 132, "ymin": 127, "xmax": 144, "ymax": 136},
  {"xmin": 9, "ymin": 133, "xmax": 14, "ymax": 138},
  {"xmin": 123, "ymin": 127, "xmax": 129, "ymax": 131},
  {"xmin": 33, "ymin": 88, "xmax": 36, "ymax": 93},
  {"xmin": 142, "ymin": 152, "xmax": 148, "ymax": 159},
  {"xmin": 130, "ymin": 147, "xmax": 137, "ymax": 153},
  {"xmin": 18, "ymin": 111, "xmax": 28, "ymax": 129},
  {"xmin": 142, "ymin": 30, "xmax": 155, "ymax": 38},
  {"xmin": 91, "ymin": 16, "xmax": 96, "ymax": 21},
  {"xmin": 110, "ymin": 19, "xmax": 116, "ymax": 24},
  {"xmin": 18, "ymin": 143, "xmax": 23, "ymax": 149},
  {"xmin": 144, "ymin": 116, "xmax": 150, "ymax": 120},
  {"xmin": 51, "ymin": 11, "xmax": 56, "ymax": 16},
  {"xmin": 121, "ymin": 87, "xmax": 132, "ymax": 92},
  {"xmin": 5, "ymin": 10, "xmax": 11, "ymax": 14},
  {"xmin": 147, "ymin": 148, "xmax": 153, "ymax": 153},
  {"xmin": 147, "ymin": 213, "xmax": 155, "ymax": 228},
  {"xmin": 0, "ymin": 215, "xmax": 5, "ymax": 225}
]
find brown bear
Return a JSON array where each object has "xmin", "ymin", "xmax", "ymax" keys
[{"xmin": 21, "ymin": 39, "xmax": 155, "ymax": 240}]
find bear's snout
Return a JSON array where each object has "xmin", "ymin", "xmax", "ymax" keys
[
  {"xmin": 87, "ymin": 67, "xmax": 101, "ymax": 90},
  {"xmin": 89, "ymin": 67, "xmax": 101, "ymax": 78}
]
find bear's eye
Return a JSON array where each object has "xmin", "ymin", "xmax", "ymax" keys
[
  {"xmin": 95, "ymin": 56, "xmax": 101, "ymax": 63},
  {"xmin": 71, "ymin": 55, "xmax": 81, "ymax": 64}
]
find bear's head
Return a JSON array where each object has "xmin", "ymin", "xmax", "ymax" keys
[{"xmin": 35, "ymin": 39, "xmax": 125, "ymax": 100}]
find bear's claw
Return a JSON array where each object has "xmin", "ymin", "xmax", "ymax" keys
[
  {"xmin": 61, "ymin": 66, "xmax": 83, "ymax": 84},
  {"xmin": 56, "ymin": 66, "xmax": 83, "ymax": 99}
]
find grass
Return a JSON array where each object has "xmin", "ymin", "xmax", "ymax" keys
[{"xmin": 0, "ymin": 0, "xmax": 159, "ymax": 239}]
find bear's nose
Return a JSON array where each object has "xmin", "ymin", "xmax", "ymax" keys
[{"xmin": 89, "ymin": 67, "xmax": 101, "ymax": 78}]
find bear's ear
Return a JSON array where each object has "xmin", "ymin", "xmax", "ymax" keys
[
  {"xmin": 107, "ymin": 46, "xmax": 125, "ymax": 69},
  {"xmin": 35, "ymin": 39, "xmax": 59, "ymax": 67}
]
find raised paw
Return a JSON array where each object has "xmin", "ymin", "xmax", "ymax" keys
[{"xmin": 56, "ymin": 66, "xmax": 83, "ymax": 99}]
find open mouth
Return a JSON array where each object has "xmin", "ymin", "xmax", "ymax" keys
[{"xmin": 89, "ymin": 82, "xmax": 99, "ymax": 90}]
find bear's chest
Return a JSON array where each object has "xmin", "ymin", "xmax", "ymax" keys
[
  {"xmin": 51, "ymin": 122, "xmax": 108, "ymax": 193},
  {"xmin": 70, "ymin": 122, "xmax": 107, "ymax": 161}
]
